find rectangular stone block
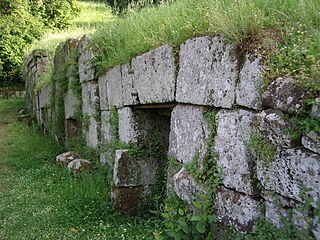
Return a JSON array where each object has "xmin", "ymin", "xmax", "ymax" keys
[
  {"xmin": 214, "ymin": 109, "xmax": 257, "ymax": 195},
  {"xmin": 83, "ymin": 116, "xmax": 99, "ymax": 147},
  {"xmin": 81, "ymin": 81, "xmax": 99, "ymax": 117},
  {"xmin": 106, "ymin": 66, "xmax": 123, "ymax": 108},
  {"xmin": 236, "ymin": 54, "xmax": 264, "ymax": 110},
  {"xmin": 121, "ymin": 63, "xmax": 139, "ymax": 106},
  {"xmin": 64, "ymin": 88, "xmax": 79, "ymax": 119},
  {"xmin": 257, "ymin": 148, "xmax": 320, "ymax": 208},
  {"xmin": 168, "ymin": 105, "xmax": 209, "ymax": 163},
  {"xmin": 78, "ymin": 35, "xmax": 95, "ymax": 83},
  {"xmin": 100, "ymin": 110, "xmax": 113, "ymax": 144},
  {"xmin": 98, "ymin": 73, "xmax": 109, "ymax": 111},
  {"xmin": 176, "ymin": 36, "xmax": 238, "ymax": 108},
  {"xmin": 130, "ymin": 45, "xmax": 176, "ymax": 104},
  {"xmin": 39, "ymin": 84, "xmax": 52, "ymax": 109}
]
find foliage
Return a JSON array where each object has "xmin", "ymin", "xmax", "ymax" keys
[{"xmin": 0, "ymin": 0, "xmax": 80, "ymax": 87}]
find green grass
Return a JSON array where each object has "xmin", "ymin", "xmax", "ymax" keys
[
  {"xmin": 92, "ymin": 0, "xmax": 319, "ymax": 93},
  {"xmin": 0, "ymin": 99, "xmax": 161, "ymax": 240}
]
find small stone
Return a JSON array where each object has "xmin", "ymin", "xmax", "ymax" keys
[
  {"xmin": 214, "ymin": 187, "xmax": 260, "ymax": 232},
  {"xmin": 56, "ymin": 151, "xmax": 77, "ymax": 164},
  {"xmin": 67, "ymin": 159, "xmax": 92, "ymax": 172},
  {"xmin": 173, "ymin": 167, "xmax": 202, "ymax": 204},
  {"xmin": 236, "ymin": 54, "xmax": 264, "ymax": 110},
  {"xmin": 262, "ymin": 77, "xmax": 306, "ymax": 113},
  {"xmin": 302, "ymin": 130, "xmax": 320, "ymax": 154},
  {"xmin": 253, "ymin": 109, "xmax": 296, "ymax": 148}
]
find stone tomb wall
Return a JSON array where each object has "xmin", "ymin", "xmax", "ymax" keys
[{"xmin": 25, "ymin": 35, "xmax": 320, "ymax": 236}]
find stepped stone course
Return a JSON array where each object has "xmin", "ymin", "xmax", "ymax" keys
[
  {"xmin": 176, "ymin": 36, "xmax": 238, "ymax": 108},
  {"xmin": 214, "ymin": 109, "xmax": 258, "ymax": 195}
]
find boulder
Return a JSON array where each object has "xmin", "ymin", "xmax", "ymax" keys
[
  {"xmin": 262, "ymin": 77, "xmax": 306, "ymax": 113},
  {"xmin": 302, "ymin": 131, "xmax": 320, "ymax": 154},
  {"xmin": 176, "ymin": 36, "xmax": 238, "ymax": 108},
  {"xmin": 168, "ymin": 105, "xmax": 209, "ymax": 164},
  {"xmin": 67, "ymin": 159, "xmax": 92, "ymax": 172},
  {"xmin": 56, "ymin": 151, "xmax": 77, "ymax": 164},
  {"xmin": 214, "ymin": 187, "xmax": 260, "ymax": 232},
  {"xmin": 236, "ymin": 54, "xmax": 264, "ymax": 110},
  {"xmin": 214, "ymin": 109, "xmax": 258, "ymax": 195}
]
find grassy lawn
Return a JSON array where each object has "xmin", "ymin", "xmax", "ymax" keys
[{"xmin": 0, "ymin": 99, "xmax": 161, "ymax": 240}]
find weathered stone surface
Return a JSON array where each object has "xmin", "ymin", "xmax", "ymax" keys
[
  {"xmin": 214, "ymin": 187, "xmax": 260, "ymax": 232},
  {"xmin": 236, "ymin": 54, "xmax": 264, "ymax": 110},
  {"xmin": 313, "ymin": 216, "xmax": 320, "ymax": 240},
  {"xmin": 215, "ymin": 109, "xmax": 257, "ymax": 195},
  {"xmin": 56, "ymin": 151, "xmax": 77, "ymax": 164},
  {"xmin": 302, "ymin": 131, "xmax": 320, "ymax": 154},
  {"xmin": 257, "ymin": 147, "xmax": 320, "ymax": 207},
  {"xmin": 106, "ymin": 65, "xmax": 123, "ymax": 108},
  {"xmin": 83, "ymin": 116, "xmax": 99, "ymax": 147},
  {"xmin": 39, "ymin": 84, "xmax": 52, "ymax": 109},
  {"xmin": 112, "ymin": 186, "xmax": 144, "ymax": 216},
  {"xmin": 100, "ymin": 110, "xmax": 112, "ymax": 143},
  {"xmin": 262, "ymin": 77, "xmax": 306, "ymax": 113},
  {"xmin": 78, "ymin": 35, "xmax": 95, "ymax": 83},
  {"xmin": 253, "ymin": 109, "xmax": 296, "ymax": 147},
  {"xmin": 121, "ymin": 63, "xmax": 139, "ymax": 106},
  {"xmin": 176, "ymin": 36, "xmax": 238, "ymax": 108},
  {"xmin": 169, "ymin": 105, "xmax": 209, "ymax": 163},
  {"xmin": 81, "ymin": 81, "xmax": 99, "ymax": 116},
  {"xmin": 312, "ymin": 98, "xmax": 320, "ymax": 118},
  {"xmin": 173, "ymin": 168, "xmax": 202, "ymax": 204},
  {"xmin": 67, "ymin": 159, "xmax": 92, "ymax": 172},
  {"xmin": 118, "ymin": 107, "xmax": 138, "ymax": 144},
  {"xmin": 114, "ymin": 149, "xmax": 141, "ymax": 187},
  {"xmin": 131, "ymin": 45, "xmax": 176, "ymax": 104},
  {"xmin": 64, "ymin": 88, "xmax": 79, "ymax": 119},
  {"xmin": 98, "ymin": 72, "xmax": 109, "ymax": 111}
]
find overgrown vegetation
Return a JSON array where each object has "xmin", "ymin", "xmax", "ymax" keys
[
  {"xmin": 0, "ymin": 0, "xmax": 80, "ymax": 87},
  {"xmin": 0, "ymin": 98, "xmax": 161, "ymax": 239}
]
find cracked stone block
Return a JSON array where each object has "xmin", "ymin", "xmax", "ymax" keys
[
  {"xmin": 81, "ymin": 81, "xmax": 99, "ymax": 116},
  {"xmin": 67, "ymin": 159, "xmax": 92, "ymax": 172},
  {"xmin": 39, "ymin": 84, "xmax": 52, "ymax": 109},
  {"xmin": 83, "ymin": 116, "xmax": 99, "ymax": 147},
  {"xmin": 257, "ymin": 147, "xmax": 320, "ymax": 207},
  {"xmin": 106, "ymin": 65, "xmax": 123, "ymax": 108},
  {"xmin": 173, "ymin": 167, "xmax": 202, "ymax": 204},
  {"xmin": 78, "ymin": 35, "xmax": 95, "ymax": 83},
  {"xmin": 312, "ymin": 98, "xmax": 320, "ymax": 118},
  {"xmin": 121, "ymin": 63, "xmax": 139, "ymax": 106},
  {"xmin": 262, "ymin": 77, "xmax": 306, "ymax": 113},
  {"xmin": 176, "ymin": 36, "xmax": 238, "ymax": 108},
  {"xmin": 236, "ymin": 54, "xmax": 264, "ymax": 110},
  {"xmin": 130, "ymin": 45, "xmax": 176, "ymax": 104},
  {"xmin": 215, "ymin": 109, "xmax": 258, "ymax": 195},
  {"xmin": 114, "ymin": 150, "xmax": 141, "ymax": 187},
  {"xmin": 169, "ymin": 105, "xmax": 209, "ymax": 164},
  {"xmin": 253, "ymin": 109, "xmax": 296, "ymax": 148},
  {"xmin": 302, "ymin": 131, "xmax": 320, "ymax": 154},
  {"xmin": 214, "ymin": 187, "xmax": 260, "ymax": 232}
]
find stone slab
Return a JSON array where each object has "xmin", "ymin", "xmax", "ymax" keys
[
  {"xmin": 78, "ymin": 35, "xmax": 95, "ymax": 83},
  {"xmin": 100, "ymin": 110, "xmax": 112, "ymax": 143},
  {"xmin": 106, "ymin": 65, "xmax": 123, "ymax": 108},
  {"xmin": 81, "ymin": 81, "xmax": 99, "ymax": 117},
  {"xmin": 118, "ymin": 107, "xmax": 138, "ymax": 144},
  {"xmin": 121, "ymin": 63, "xmax": 139, "ymax": 106},
  {"xmin": 98, "ymin": 72, "xmax": 109, "ymax": 111},
  {"xmin": 236, "ymin": 54, "xmax": 264, "ymax": 110},
  {"xmin": 176, "ymin": 36, "xmax": 238, "ymax": 108},
  {"xmin": 302, "ymin": 131, "xmax": 320, "ymax": 154},
  {"xmin": 215, "ymin": 109, "xmax": 258, "ymax": 195},
  {"xmin": 169, "ymin": 105, "xmax": 209, "ymax": 163},
  {"xmin": 39, "ymin": 84, "xmax": 52, "ymax": 109},
  {"xmin": 83, "ymin": 116, "xmax": 99, "ymax": 147}
]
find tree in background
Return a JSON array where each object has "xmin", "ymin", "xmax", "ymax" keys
[
  {"xmin": 0, "ymin": 0, "xmax": 80, "ymax": 88},
  {"xmin": 105, "ymin": 0, "xmax": 162, "ymax": 14}
]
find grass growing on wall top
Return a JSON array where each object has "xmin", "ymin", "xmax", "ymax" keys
[{"xmin": 92, "ymin": 0, "xmax": 319, "ymax": 93}]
